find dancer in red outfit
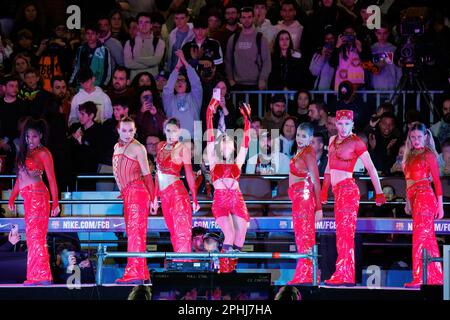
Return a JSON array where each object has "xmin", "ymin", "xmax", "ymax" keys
[
  {"xmin": 113, "ymin": 117, "xmax": 155, "ymax": 284},
  {"xmin": 8, "ymin": 119, "xmax": 60, "ymax": 286},
  {"xmin": 322, "ymin": 110, "xmax": 386, "ymax": 286},
  {"xmin": 206, "ymin": 98, "xmax": 251, "ymax": 273},
  {"xmin": 288, "ymin": 122, "xmax": 322, "ymax": 284},
  {"xmin": 403, "ymin": 123, "xmax": 444, "ymax": 288},
  {"xmin": 153, "ymin": 118, "xmax": 199, "ymax": 253}
]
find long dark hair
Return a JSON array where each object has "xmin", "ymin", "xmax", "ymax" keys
[
  {"xmin": 273, "ymin": 30, "xmax": 295, "ymax": 59},
  {"xmin": 16, "ymin": 118, "xmax": 49, "ymax": 169}
]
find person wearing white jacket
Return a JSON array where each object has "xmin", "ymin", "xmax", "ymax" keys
[{"xmin": 68, "ymin": 68, "xmax": 112, "ymax": 126}]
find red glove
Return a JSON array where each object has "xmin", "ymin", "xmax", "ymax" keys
[
  {"xmin": 321, "ymin": 173, "xmax": 330, "ymax": 204},
  {"xmin": 375, "ymin": 193, "xmax": 386, "ymax": 206}
]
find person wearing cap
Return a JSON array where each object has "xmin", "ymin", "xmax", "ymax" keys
[
  {"xmin": 182, "ymin": 17, "xmax": 223, "ymax": 75},
  {"xmin": 321, "ymin": 109, "xmax": 386, "ymax": 286},
  {"xmin": 262, "ymin": 94, "xmax": 288, "ymax": 132}
]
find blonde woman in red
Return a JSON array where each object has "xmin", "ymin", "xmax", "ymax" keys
[{"xmin": 403, "ymin": 122, "xmax": 444, "ymax": 288}]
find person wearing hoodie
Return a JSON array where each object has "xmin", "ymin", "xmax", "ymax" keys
[{"xmin": 68, "ymin": 67, "xmax": 112, "ymax": 126}]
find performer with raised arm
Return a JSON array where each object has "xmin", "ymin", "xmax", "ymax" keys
[
  {"xmin": 321, "ymin": 110, "xmax": 386, "ymax": 286},
  {"xmin": 113, "ymin": 117, "xmax": 155, "ymax": 284},
  {"xmin": 206, "ymin": 97, "xmax": 251, "ymax": 273},
  {"xmin": 403, "ymin": 123, "xmax": 443, "ymax": 288},
  {"xmin": 288, "ymin": 122, "xmax": 322, "ymax": 284},
  {"xmin": 153, "ymin": 118, "xmax": 200, "ymax": 253},
  {"xmin": 8, "ymin": 119, "xmax": 60, "ymax": 286}
]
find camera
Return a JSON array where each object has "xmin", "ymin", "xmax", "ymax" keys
[
  {"xmin": 373, "ymin": 52, "xmax": 393, "ymax": 64},
  {"xmin": 400, "ymin": 17, "xmax": 424, "ymax": 37},
  {"xmin": 342, "ymin": 33, "xmax": 355, "ymax": 44},
  {"xmin": 143, "ymin": 94, "xmax": 153, "ymax": 105},
  {"xmin": 324, "ymin": 42, "xmax": 334, "ymax": 50}
]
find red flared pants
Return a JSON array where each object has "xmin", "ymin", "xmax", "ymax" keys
[
  {"xmin": 407, "ymin": 181, "xmax": 443, "ymax": 285},
  {"xmin": 288, "ymin": 180, "xmax": 316, "ymax": 283},
  {"xmin": 21, "ymin": 181, "xmax": 52, "ymax": 283},
  {"xmin": 329, "ymin": 178, "xmax": 360, "ymax": 283},
  {"xmin": 121, "ymin": 181, "xmax": 150, "ymax": 281},
  {"xmin": 159, "ymin": 180, "xmax": 192, "ymax": 252}
]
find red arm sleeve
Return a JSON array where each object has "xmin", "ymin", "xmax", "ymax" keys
[
  {"xmin": 241, "ymin": 113, "xmax": 250, "ymax": 149},
  {"xmin": 428, "ymin": 151, "xmax": 443, "ymax": 197},
  {"xmin": 305, "ymin": 150, "xmax": 322, "ymax": 211},
  {"xmin": 40, "ymin": 149, "xmax": 59, "ymax": 209},
  {"xmin": 143, "ymin": 174, "xmax": 155, "ymax": 200},
  {"xmin": 354, "ymin": 135, "xmax": 368, "ymax": 158},
  {"xmin": 206, "ymin": 99, "xmax": 219, "ymax": 143},
  {"xmin": 321, "ymin": 173, "xmax": 331, "ymax": 204},
  {"xmin": 8, "ymin": 177, "xmax": 20, "ymax": 207},
  {"xmin": 184, "ymin": 162, "xmax": 198, "ymax": 204}
]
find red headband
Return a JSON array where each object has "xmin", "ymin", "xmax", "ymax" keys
[{"xmin": 336, "ymin": 110, "xmax": 354, "ymax": 121}]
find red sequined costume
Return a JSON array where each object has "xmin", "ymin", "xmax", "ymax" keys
[
  {"xmin": 206, "ymin": 99, "xmax": 251, "ymax": 273},
  {"xmin": 155, "ymin": 142, "xmax": 197, "ymax": 253},
  {"xmin": 322, "ymin": 132, "xmax": 368, "ymax": 285},
  {"xmin": 288, "ymin": 145, "xmax": 322, "ymax": 284},
  {"xmin": 113, "ymin": 142, "xmax": 154, "ymax": 283},
  {"xmin": 403, "ymin": 148, "xmax": 443, "ymax": 287},
  {"xmin": 9, "ymin": 147, "xmax": 59, "ymax": 285}
]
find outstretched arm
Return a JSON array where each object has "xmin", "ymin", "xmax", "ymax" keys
[
  {"xmin": 206, "ymin": 98, "xmax": 220, "ymax": 167},
  {"xmin": 236, "ymin": 104, "xmax": 251, "ymax": 168},
  {"xmin": 41, "ymin": 149, "xmax": 60, "ymax": 215}
]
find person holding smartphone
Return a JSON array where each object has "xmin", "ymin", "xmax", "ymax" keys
[
  {"xmin": 8, "ymin": 119, "xmax": 60, "ymax": 286},
  {"xmin": 135, "ymin": 86, "xmax": 166, "ymax": 140},
  {"xmin": 0, "ymin": 226, "xmax": 21, "ymax": 252}
]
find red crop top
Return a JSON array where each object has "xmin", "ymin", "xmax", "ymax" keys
[
  {"xmin": 113, "ymin": 153, "xmax": 142, "ymax": 191},
  {"xmin": 156, "ymin": 142, "xmax": 183, "ymax": 176},
  {"xmin": 404, "ymin": 148, "xmax": 442, "ymax": 196},
  {"xmin": 211, "ymin": 163, "xmax": 241, "ymax": 183},
  {"xmin": 328, "ymin": 134, "xmax": 367, "ymax": 172},
  {"xmin": 290, "ymin": 145, "xmax": 316, "ymax": 178}
]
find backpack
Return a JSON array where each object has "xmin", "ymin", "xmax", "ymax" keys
[{"xmin": 231, "ymin": 31, "xmax": 263, "ymax": 80}]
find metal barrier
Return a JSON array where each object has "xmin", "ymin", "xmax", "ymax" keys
[
  {"xmin": 422, "ymin": 248, "xmax": 445, "ymax": 286},
  {"xmin": 444, "ymin": 246, "xmax": 450, "ymax": 300},
  {"xmin": 95, "ymin": 243, "xmax": 319, "ymax": 286},
  {"xmin": 230, "ymin": 90, "xmax": 444, "ymax": 122}
]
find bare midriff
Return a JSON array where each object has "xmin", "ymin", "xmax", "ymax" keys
[
  {"xmin": 17, "ymin": 169, "xmax": 43, "ymax": 189},
  {"xmin": 330, "ymin": 169, "xmax": 354, "ymax": 186},
  {"xmin": 157, "ymin": 171, "xmax": 180, "ymax": 191},
  {"xmin": 213, "ymin": 178, "xmax": 239, "ymax": 190}
]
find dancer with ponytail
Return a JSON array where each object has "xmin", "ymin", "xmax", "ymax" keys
[
  {"xmin": 113, "ymin": 117, "xmax": 155, "ymax": 284},
  {"xmin": 403, "ymin": 123, "xmax": 443, "ymax": 288},
  {"xmin": 206, "ymin": 98, "xmax": 251, "ymax": 273},
  {"xmin": 8, "ymin": 119, "xmax": 60, "ymax": 286},
  {"xmin": 153, "ymin": 118, "xmax": 200, "ymax": 254},
  {"xmin": 322, "ymin": 110, "xmax": 386, "ymax": 286},
  {"xmin": 288, "ymin": 122, "xmax": 322, "ymax": 284}
]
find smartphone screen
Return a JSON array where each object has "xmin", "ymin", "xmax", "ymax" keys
[{"xmin": 213, "ymin": 88, "xmax": 221, "ymax": 101}]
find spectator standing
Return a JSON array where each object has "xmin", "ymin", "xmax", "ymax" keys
[
  {"xmin": 162, "ymin": 50, "xmax": 202, "ymax": 139},
  {"xmin": 98, "ymin": 16, "xmax": 125, "ymax": 69},
  {"xmin": 225, "ymin": 7, "xmax": 271, "ymax": 91},
  {"xmin": 430, "ymin": 97, "xmax": 450, "ymax": 146},
  {"xmin": 69, "ymin": 23, "xmax": 112, "ymax": 88},
  {"xmin": 135, "ymin": 86, "xmax": 166, "ymax": 140},
  {"xmin": 309, "ymin": 28, "xmax": 336, "ymax": 90},
  {"xmin": 253, "ymin": 0, "xmax": 277, "ymax": 47},
  {"xmin": 17, "ymin": 67, "xmax": 51, "ymax": 119},
  {"xmin": 275, "ymin": 0, "xmax": 304, "ymax": 51},
  {"xmin": 69, "ymin": 68, "xmax": 113, "ymax": 126},
  {"xmin": 124, "ymin": 12, "xmax": 165, "ymax": 81},
  {"xmin": 210, "ymin": 4, "xmax": 241, "ymax": 52},
  {"xmin": 438, "ymin": 139, "xmax": 450, "ymax": 176},
  {"xmin": 105, "ymin": 67, "xmax": 135, "ymax": 113},
  {"xmin": 50, "ymin": 76, "xmax": 72, "ymax": 124}
]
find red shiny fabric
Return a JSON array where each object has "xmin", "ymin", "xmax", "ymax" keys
[
  {"xmin": 159, "ymin": 180, "xmax": 192, "ymax": 252},
  {"xmin": 20, "ymin": 181, "xmax": 52, "ymax": 283},
  {"xmin": 117, "ymin": 181, "xmax": 151, "ymax": 282},
  {"xmin": 404, "ymin": 149, "xmax": 443, "ymax": 196},
  {"xmin": 326, "ymin": 178, "xmax": 360, "ymax": 284},
  {"xmin": 328, "ymin": 134, "xmax": 367, "ymax": 173},
  {"xmin": 156, "ymin": 142, "xmax": 183, "ymax": 176},
  {"xmin": 112, "ymin": 153, "xmax": 142, "ymax": 192},
  {"xmin": 288, "ymin": 180, "xmax": 316, "ymax": 284},
  {"xmin": 406, "ymin": 180, "xmax": 443, "ymax": 285},
  {"xmin": 212, "ymin": 189, "xmax": 250, "ymax": 222},
  {"xmin": 210, "ymin": 164, "xmax": 241, "ymax": 183}
]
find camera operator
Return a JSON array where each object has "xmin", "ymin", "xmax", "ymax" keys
[{"xmin": 53, "ymin": 243, "xmax": 95, "ymax": 284}]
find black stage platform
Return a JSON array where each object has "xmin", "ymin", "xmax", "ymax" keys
[{"xmin": 0, "ymin": 273, "xmax": 443, "ymax": 300}]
